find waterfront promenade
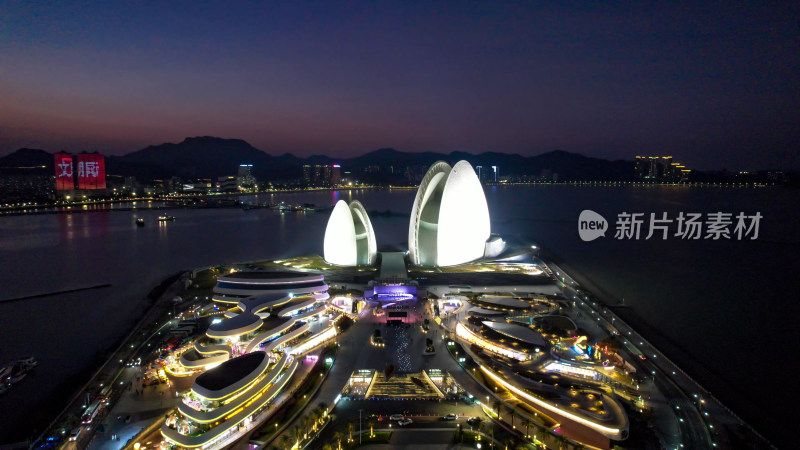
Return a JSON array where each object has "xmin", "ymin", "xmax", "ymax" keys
[{"xmin": 549, "ymin": 261, "xmax": 773, "ymax": 449}]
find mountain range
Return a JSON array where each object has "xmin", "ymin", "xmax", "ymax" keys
[{"xmin": 0, "ymin": 136, "xmax": 635, "ymax": 182}]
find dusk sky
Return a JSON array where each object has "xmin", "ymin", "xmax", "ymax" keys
[{"xmin": 1, "ymin": 1, "xmax": 798, "ymax": 170}]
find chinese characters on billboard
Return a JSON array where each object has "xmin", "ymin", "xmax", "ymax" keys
[
  {"xmin": 54, "ymin": 152, "xmax": 74, "ymax": 190},
  {"xmin": 76, "ymin": 153, "xmax": 106, "ymax": 190}
]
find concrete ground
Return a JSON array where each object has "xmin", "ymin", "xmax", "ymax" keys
[
  {"xmin": 363, "ymin": 428, "xmax": 474, "ymax": 449},
  {"xmin": 265, "ymin": 301, "xmax": 499, "ymax": 450},
  {"xmin": 87, "ymin": 367, "xmax": 194, "ymax": 450}
]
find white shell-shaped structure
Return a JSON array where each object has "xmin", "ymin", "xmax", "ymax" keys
[
  {"xmin": 408, "ymin": 160, "xmax": 490, "ymax": 267},
  {"xmin": 324, "ymin": 200, "xmax": 377, "ymax": 266}
]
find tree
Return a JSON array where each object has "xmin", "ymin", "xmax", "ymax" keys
[
  {"xmin": 293, "ymin": 425, "xmax": 303, "ymax": 446},
  {"xmin": 309, "ymin": 409, "xmax": 320, "ymax": 432},
  {"xmin": 280, "ymin": 434, "xmax": 292, "ymax": 450},
  {"xmin": 509, "ymin": 408, "xmax": 515, "ymax": 430},
  {"xmin": 333, "ymin": 431, "xmax": 343, "ymax": 450},
  {"xmin": 521, "ymin": 419, "xmax": 530, "ymax": 439},
  {"xmin": 347, "ymin": 422, "xmax": 355, "ymax": 442},
  {"xmin": 337, "ymin": 316, "xmax": 354, "ymax": 332},
  {"xmin": 302, "ymin": 415, "xmax": 313, "ymax": 438},
  {"xmin": 317, "ymin": 402, "xmax": 328, "ymax": 422},
  {"xmin": 368, "ymin": 419, "xmax": 375, "ymax": 438},
  {"xmin": 492, "ymin": 400, "xmax": 503, "ymax": 421}
]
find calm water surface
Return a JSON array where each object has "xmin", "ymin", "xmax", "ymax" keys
[{"xmin": 0, "ymin": 186, "xmax": 797, "ymax": 444}]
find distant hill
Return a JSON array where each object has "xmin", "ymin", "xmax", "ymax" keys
[
  {"xmin": 0, "ymin": 148, "xmax": 52, "ymax": 168},
  {"xmin": 340, "ymin": 148, "xmax": 634, "ymax": 182},
  {"xmin": 0, "ymin": 137, "xmax": 635, "ymax": 182},
  {"xmin": 108, "ymin": 136, "xmax": 299, "ymax": 180}
]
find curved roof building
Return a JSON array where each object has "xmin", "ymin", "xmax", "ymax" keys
[
  {"xmin": 323, "ymin": 200, "xmax": 377, "ymax": 266},
  {"xmin": 163, "ymin": 351, "xmax": 297, "ymax": 448},
  {"xmin": 212, "ymin": 271, "xmax": 327, "ymax": 304},
  {"xmin": 409, "ymin": 161, "xmax": 491, "ymax": 267}
]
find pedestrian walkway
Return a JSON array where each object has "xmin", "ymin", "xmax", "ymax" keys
[{"xmin": 89, "ymin": 368, "xmax": 186, "ymax": 450}]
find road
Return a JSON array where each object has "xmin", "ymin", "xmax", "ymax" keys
[{"xmin": 550, "ymin": 261, "xmax": 718, "ymax": 449}]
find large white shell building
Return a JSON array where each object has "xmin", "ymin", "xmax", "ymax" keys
[
  {"xmin": 408, "ymin": 160, "xmax": 492, "ymax": 267},
  {"xmin": 323, "ymin": 200, "xmax": 377, "ymax": 266}
]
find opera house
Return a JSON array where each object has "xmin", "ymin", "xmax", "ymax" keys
[
  {"xmin": 323, "ymin": 200, "xmax": 377, "ymax": 266},
  {"xmin": 321, "ymin": 160, "xmax": 503, "ymax": 269},
  {"xmin": 409, "ymin": 160, "xmax": 501, "ymax": 267}
]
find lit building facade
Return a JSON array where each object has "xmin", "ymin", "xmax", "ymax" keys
[
  {"xmin": 408, "ymin": 161, "xmax": 491, "ymax": 267},
  {"xmin": 237, "ymin": 164, "xmax": 256, "ymax": 190},
  {"xmin": 303, "ymin": 164, "xmax": 341, "ymax": 186},
  {"xmin": 323, "ymin": 200, "xmax": 377, "ymax": 266},
  {"xmin": 634, "ymin": 156, "xmax": 690, "ymax": 182},
  {"xmin": 163, "ymin": 351, "xmax": 298, "ymax": 448},
  {"xmin": 212, "ymin": 271, "xmax": 328, "ymax": 305},
  {"xmin": 165, "ymin": 270, "xmax": 339, "ymax": 448}
]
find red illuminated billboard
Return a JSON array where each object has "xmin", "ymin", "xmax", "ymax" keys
[
  {"xmin": 76, "ymin": 153, "xmax": 106, "ymax": 190},
  {"xmin": 54, "ymin": 152, "xmax": 74, "ymax": 191}
]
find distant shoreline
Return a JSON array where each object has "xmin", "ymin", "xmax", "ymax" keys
[{"xmin": 0, "ymin": 182, "xmax": 780, "ymax": 217}]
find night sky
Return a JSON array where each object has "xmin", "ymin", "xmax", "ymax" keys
[{"xmin": 1, "ymin": 1, "xmax": 798, "ymax": 170}]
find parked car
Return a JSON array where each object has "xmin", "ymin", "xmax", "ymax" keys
[{"xmin": 467, "ymin": 417, "xmax": 482, "ymax": 426}]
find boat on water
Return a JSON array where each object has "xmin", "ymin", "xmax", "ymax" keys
[
  {"xmin": 17, "ymin": 356, "xmax": 38, "ymax": 368},
  {"xmin": 1, "ymin": 359, "xmax": 36, "ymax": 386},
  {"xmin": 157, "ymin": 215, "xmax": 176, "ymax": 222},
  {"xmin": 136, "ymin": 218, "xmax": 145, "ymax": 227},
  {"xmin": 6, "ymin": 372, "xmax": 26, "ymax": 384},
  {"xmin": 1, "ymin": 357, "xmax": 38, "ymax": 388}
]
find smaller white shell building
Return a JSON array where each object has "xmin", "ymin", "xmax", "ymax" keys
[
  {"xmin": 323, "ymin": 200, "xmax": 378, "ymax": 266},
  {"xmin": 409, "ymin": 160, "xmax": 493, "ymax": 267}
]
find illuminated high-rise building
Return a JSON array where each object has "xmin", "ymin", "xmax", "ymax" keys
[
  {"xmin": 635, "ymin": 156, "xmax": 690, "ymax": 182},
  {"xmin": 75, "ymin": 152, "xmax": 106, "ymax": 190},
  {"xmin": 237, "ymin": 164, "xmax": 256, "ymax": 190},
  {"xmin": 54, "ymin": 152, "xmax": 74, "ymax": 191}
]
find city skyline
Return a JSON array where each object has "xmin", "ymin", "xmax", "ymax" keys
[{"xmin": 2, "ymin": 2, "xmax": 799, "ymax": 171}]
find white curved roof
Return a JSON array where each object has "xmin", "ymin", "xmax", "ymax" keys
[
  {"xmin": 482, "ymin": 321, "xmax": 546, "ymax": 347},
  {"xmin": 409, "ymin": 160, "xmax": 490, "ymax": 267},
  {"xmin": 323, "ymin": 200, "xmax": 377, "ymax": 266},
  {"xmin": 350, "ymin": 200, "xmax": 378, "ymax": 265},
  {"xmin": 324, "ymin": 200, "xmax": 358, "ymax": 266},
  {"xmin": 480, "ymin": 296, "xmax": 530, "ymax": 308}
]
